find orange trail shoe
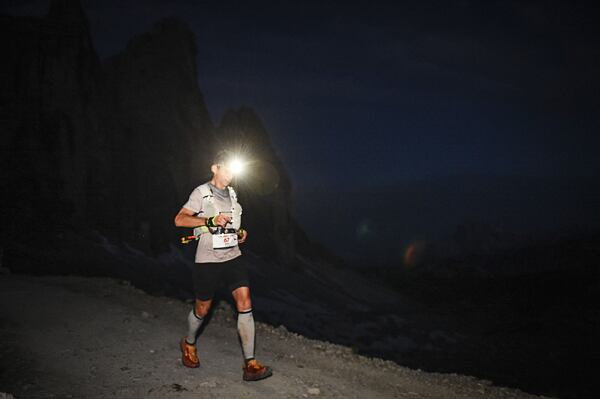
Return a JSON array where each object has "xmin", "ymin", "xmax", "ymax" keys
[
  {"xmin": 242, "ymin": 359, "xmax": 273, "ymax": 381},
  {"xmin": 180, "ymin": 338, "xmax": 199, "ymax": 368}
]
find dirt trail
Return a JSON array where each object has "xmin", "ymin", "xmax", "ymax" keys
[{"xmin": 0, "ymin": 275, "xmax": 549, "ymax": 399}]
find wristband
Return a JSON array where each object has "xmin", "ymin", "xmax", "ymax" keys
[
  {"xmin": 206, "ymin": 216, "xmax": 217, "ymax": 228},
  {"xmin": 237, "ymin": 228, "xmax": 245, "ymax": 238}
]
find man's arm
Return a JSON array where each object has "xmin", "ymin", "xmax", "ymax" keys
[
  {"xmin": 174, "ymin": 207, "xmax": 205, "ymax": 228},
  {"xmin": 174, "ymin": 208, "xmax": 231, "ymax": 228}
]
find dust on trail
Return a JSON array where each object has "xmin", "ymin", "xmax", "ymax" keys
[{"xmin": 0, "ymin": 275, "xmax": 549, "ymax": 399}]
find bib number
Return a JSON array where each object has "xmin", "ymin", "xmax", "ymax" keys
[{"xmin": 212, "ymin": 233, "xmax": 238, "ymax": 249}]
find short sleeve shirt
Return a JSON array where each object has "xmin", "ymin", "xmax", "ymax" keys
[{"xmin": 182, "ymin": 182, "xmax": 242, "ymax": 263}]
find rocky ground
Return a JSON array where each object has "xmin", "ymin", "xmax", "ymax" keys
[{"xmin": 0, "ymin": 274, "xmax": 550, "ymax": 399}]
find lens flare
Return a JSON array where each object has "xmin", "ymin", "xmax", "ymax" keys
[
  {"xmin": 229, "ymin": 158, "xmax": 245, "ymax": 176},
  {"xmin": 403, "ymin": 241, "xmax": 427, "ymax": 269}
]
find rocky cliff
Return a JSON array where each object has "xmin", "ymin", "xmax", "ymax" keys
[
  {"xmin": 1, "ymin": 0, "xmax": 100, "ymax": 257},
  {"xmin": 0, "ymin": 0, "xmax": 320, "ymax": 269},
  {"xmin": 97, "ymin": 17, "xmax": 214, "ymax": 253}
]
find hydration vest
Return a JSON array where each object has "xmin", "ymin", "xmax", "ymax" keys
[{"xmin": 192, "ymin": 183, "xmax": 242, "ymax": 237}]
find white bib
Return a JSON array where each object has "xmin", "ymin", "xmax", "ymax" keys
[{"xmin": 212, "ymin": 232, "xmax": 238, "ymax": 249}]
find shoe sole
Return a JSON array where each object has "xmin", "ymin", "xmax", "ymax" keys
[{"xmin": 243, "ymin": 367, "xmax": 273, "ymax": 381}]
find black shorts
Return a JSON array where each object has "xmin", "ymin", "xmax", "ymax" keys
[{"xmin": 192, "ymin": 256, "xmax": 249, "ymax": 300}]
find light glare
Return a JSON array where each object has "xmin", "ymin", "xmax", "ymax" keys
[{"xmin": 229, "ymin": 158, "xmax": 245, "ymax": 175}]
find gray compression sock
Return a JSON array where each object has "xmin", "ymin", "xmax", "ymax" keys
[
  {"xmin": 237, "ymin": 309, "xmax": 255, "ymax": 360},
  {"xmin": 186, "ymin": 308, "xmax": 204, "ymax": 345}
]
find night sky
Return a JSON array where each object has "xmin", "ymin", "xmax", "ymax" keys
[
  {"xmin": 4, "ymin": 1, "xmax": 600, "ymax": 255},
  {"xmin": 5, "ymin": 1, "xmax": 600, "ymax": 183}
]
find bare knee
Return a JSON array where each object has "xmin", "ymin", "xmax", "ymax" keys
[
  {"xmin": 194, "ymin": 299, "xmax": 212, "ymax": 317},
  {"xmin": 236, "ymin": 297, "xmax": 252, "ymax": 312},
  {"xmin": 232, "ymin": 287, "xmax": 252, "ymax": 312}
]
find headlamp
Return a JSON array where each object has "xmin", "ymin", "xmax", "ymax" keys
[{"xmin": 228, "ymin": 158, "xmax": 245, "ymax": 176}]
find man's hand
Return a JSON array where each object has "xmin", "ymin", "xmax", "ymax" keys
[
  {"xmin": 238, "ymin": 229, "xmax": 248, "ymax": 244},
  {"xmin": 213, "ymin": 214, "xmax": 232, "ymax": 227}
]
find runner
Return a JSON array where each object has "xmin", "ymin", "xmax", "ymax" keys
[{"xmin": 174, "ymin": 150, "xmax": 272, "ymax": 381}]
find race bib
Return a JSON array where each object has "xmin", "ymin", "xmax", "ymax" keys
[{"xmin": 212, "ymin": 233, "xmax": 238, "ymax": 249}]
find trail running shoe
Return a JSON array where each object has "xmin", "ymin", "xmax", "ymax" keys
[
  {"xmin": 242, "ymin": 359, "xmax": 273, "ymax": 381},
  {"xmin": 180, "ymin": 338, "xmax": 199, "ymax": 368}
]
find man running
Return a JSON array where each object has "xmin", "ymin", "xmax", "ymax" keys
[{"xmin": 174, "ymin": 150, "xmax": 272, "ymax": 381}]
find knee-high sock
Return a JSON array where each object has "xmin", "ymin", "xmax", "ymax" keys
[
  {"xmin": 186, "ymin": 308, "xmax": 204, "ymax": 345},
  {"xmin": 237, "ymin": 309, "xmax": 255, "ymax": 360}
]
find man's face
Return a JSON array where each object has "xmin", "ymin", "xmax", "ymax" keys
[{"xmin": 212, "ymin": 163, "xmax": 234, "ymax": 186}]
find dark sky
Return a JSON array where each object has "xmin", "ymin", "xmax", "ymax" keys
[
  {"xmin": 3, "ymin": 1, "xmax": 600, "ymax": 253},
  {"xmin": 110, "ymin": 2, "xmax": 600, "ymax": 186},
  {"xmin": 4, "ymin": 1, "xmax": 600, "ymax": 189},
  {"xmin": 3, "ymin": 0, "xmax": 600, "ymax": 262}
]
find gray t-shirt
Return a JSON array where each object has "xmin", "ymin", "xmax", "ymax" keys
[{"xmin": 182, "ymin": 182, "xmax": 242, "ymax": 263}]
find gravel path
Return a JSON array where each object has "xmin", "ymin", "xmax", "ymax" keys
[{"xmin": 0, "ymin": 275, "xmax": 550, "ymax": 399}]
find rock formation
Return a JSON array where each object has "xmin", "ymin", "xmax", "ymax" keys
[
  {"xmin": 0, "ymin": 0, "xmax": 324, "ymax": 269},
  {"xmin": 1, "ymin": 0, "xmax": 100, "ymax": 255},
  {"xmin": 97, "ymin": 17, "xmax": 214, "ymax": 253}
]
